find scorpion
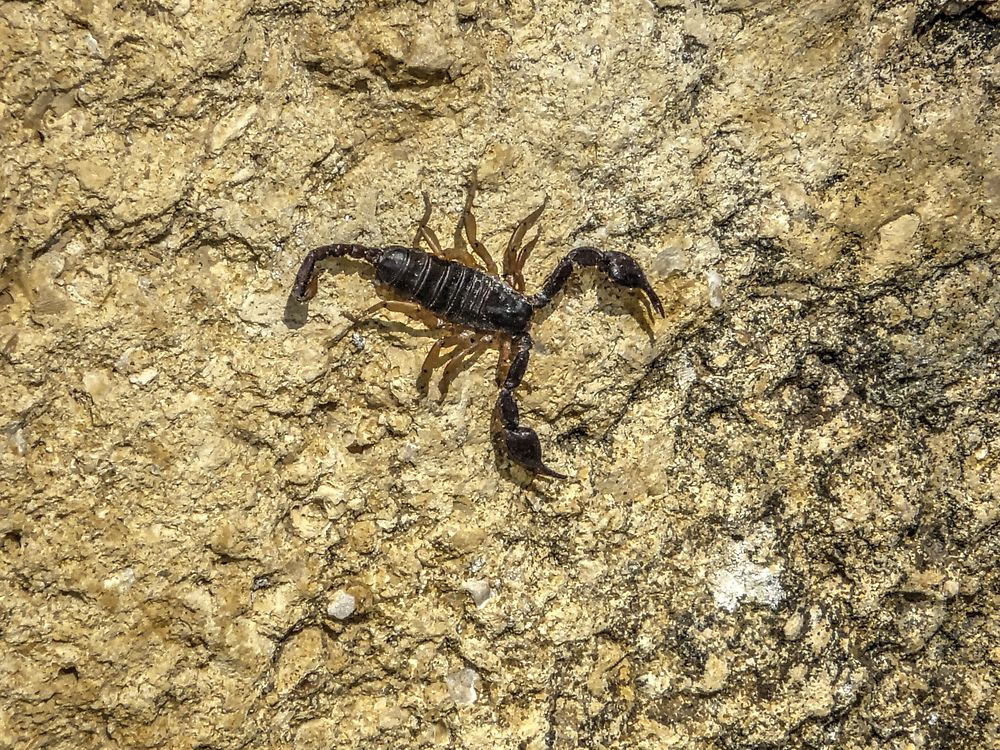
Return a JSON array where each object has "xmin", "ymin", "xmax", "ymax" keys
[{"xmin": 293, "ymin": 181, "xmax": 664, "ymax": 479}]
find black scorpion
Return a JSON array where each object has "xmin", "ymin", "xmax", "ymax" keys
[{"xmin": 293, "ymin": 182, "xmax": 664, "ymax": 478}]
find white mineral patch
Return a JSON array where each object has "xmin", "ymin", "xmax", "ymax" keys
[
  {"xmin": 103, "ymin": 567, "xmax": 137, "ymax": 592},
  {"xmin": 84, "ymin": 32, "xmax": 102, "ymax": 59},
  {"xmin": 208, "ymin": 104, "xmax": 258, "ymax": 153},
  {"xmin": 676, "ymin": 353, "xmax": 697, "ymax": 391},
  {"xmin": 711, "ymin": 535, "xmax": 785, "ymax": 612},
  {"xmin": 706, "ymin": 270, "xmax": 723, "ymax": 309},
  {"xmin": 7, "ymin": 428, "xmax": 28, "ymax": 455},
  {"xmin": 82, "ymin": 370, "xmax": 111, "ymax": 400},
  {"xmin": 326, "ymin": 589, "xmax": 356, "ymax": 620},
  {"xmin": 445, "ymin": 668, "xmax": 480, "ymax": 706},
  {"xmin": 238, "ymin": 291, "xmax": 282, "ymax": 326},
  {"xmin": 113, "ymin": 348, "xmax": 133, "ymax": 373},
  {"xmin": 653, "ymin": 244, "xmax": 688, "ymax": 275},
  {"xmin": 129, "ymin": 368, "xmax": 159, "ymax": 386},
  {"xmin": 878, "ymin": 213, "xmax": 920, "ymax": 254}
]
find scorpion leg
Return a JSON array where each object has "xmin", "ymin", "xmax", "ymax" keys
[
  {"xmin": 494, "ymin": 333, "xmax": 566, "ymax": 479},
  {"xmin": 528, "ymin": 246, "xmax": 664, "ymax": 318},
  {"xmin": 414, "ymin": 193, "xmax": 445, "ymax": 255},
  {"xmin": 460, "ymin": 177, "xmax": 499, "ymax": 275},
  {"xmin": 350, "ymin": 300, "xmax": 441, "ymax": 330},
  {"xmin": 415, "ymin": 192, "xmax": 480, "ymax": 267},
  {"xmin": 438, "ymin": 338, "xmax": 491, "ymax": 404},
  {"xmin": 293, "ymin": 244, "xmax": 383, "ymax": 302},
  {"xmin": 445, "ymin": 238, "xmax": 481, "ymax": 270},
  {"xmin": 438, "ymin": 335, "xmax": 492, "ymax": 401},
  {"xmin": 503, "ymin": 198, "xmax": 547, "ymax": 291},
  {"xmin": 452, "ymin": 176, "xmax": 495, "ymax": 272},
  {"xmin": 418, "ymin": 330, "xmax": 475, "ymax": 394},
  {"xmin": 495, "ymin": 336, "xmax": 512, "ymax": 387},
  {"xmin": 513, "ymin": 231, "xmax": 541, "ymax": 293}
]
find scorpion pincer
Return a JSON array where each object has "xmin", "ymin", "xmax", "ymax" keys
[{"xmin": 293, "ymin": 183, "xmax": 664, "ymax": 479}]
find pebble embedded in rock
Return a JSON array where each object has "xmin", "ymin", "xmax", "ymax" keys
[
  {"xmin": 461, "ymin": 579, "xmax": 492, "ymax": 608},
  {"xmin": 326, "ymin": 590, "xmax": 356, "ymax": 620},
  {"xmin": 445, "ymin": 668, "xmax": 480, "ymax": 707}
]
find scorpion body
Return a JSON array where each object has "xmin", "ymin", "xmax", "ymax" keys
[
  {"xmin": 293, "ymin": 184, "xmax": 663, "ymax": 479},
  {"xmin": 376, "ymin": 246, "xmax": 533, "ymax": 334}
]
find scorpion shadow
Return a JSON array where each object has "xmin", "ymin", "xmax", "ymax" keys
[{"xmin": 283, "ymin": 291, "xmax": 309, "ymax": 329}]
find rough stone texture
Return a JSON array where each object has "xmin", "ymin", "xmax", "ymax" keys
[{"xmin": 1, "ymin": 1, "xmax": 998, "ymax": 748}]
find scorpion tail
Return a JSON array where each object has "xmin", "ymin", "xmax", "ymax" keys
[{"xmin": 293, "ymin": 244, "xmax": 381, "ymax": 302}]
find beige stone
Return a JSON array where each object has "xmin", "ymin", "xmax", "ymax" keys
[{"xmin": 2, "ymin": 1, "xmax": 997, "ymax": 748}]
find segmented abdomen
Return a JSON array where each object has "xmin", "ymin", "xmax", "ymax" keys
[{"xmin": 374, "ymin": 246, "xmax": 532, "ymax": 333}]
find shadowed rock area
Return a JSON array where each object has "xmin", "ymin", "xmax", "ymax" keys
[{"xmin": 1, "ymin": 1, "xmax": 997, "ymax": 747}]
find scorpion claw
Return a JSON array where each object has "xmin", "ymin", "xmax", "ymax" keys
[
  {"xmin": 640, "ymin": 282, "xmax": 664, "ymax": 318},
  {"xmin": 602, "ymin": 251, "xmax": 665, "ymax": 318},
  {"xmin": 503, "ymin": 426, "xmax": 567, "ymax": 479}
]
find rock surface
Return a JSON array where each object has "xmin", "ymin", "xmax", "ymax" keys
[{"xmin": 1, "ymin": 1, "xmax": 998, "ymax": 748}]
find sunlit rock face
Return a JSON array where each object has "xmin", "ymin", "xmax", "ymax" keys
[{"xmin": 1, "ymin": 1, "xmax": 997, "ymax": 748}]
